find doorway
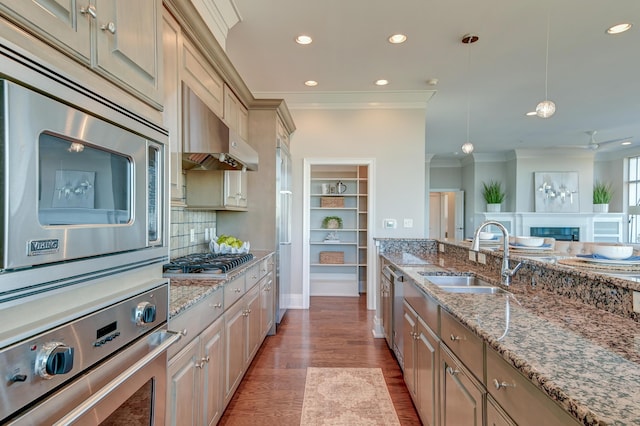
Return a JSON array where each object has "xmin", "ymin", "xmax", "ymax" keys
[
  {"xmin": 302, "ymin": 159, "xmax": 375, "ymax": 310},
  {"xmin": 429, "ymin": 191, "xmax": 464, "ymax": 240}
]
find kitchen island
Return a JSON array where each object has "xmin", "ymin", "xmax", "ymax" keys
[{"xmin": 378, "ymin": 238, "xmax": 639, "ymax": 426}]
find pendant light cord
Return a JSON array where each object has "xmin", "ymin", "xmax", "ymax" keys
[
  {"xmin": 544, "ymin": 10, "xmax": 550, "ymax": 101},
  {"xmin": 466, "ymin": 37, "xmax": 472, "ymax": 143}
]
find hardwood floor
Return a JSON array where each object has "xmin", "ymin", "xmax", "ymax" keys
[{"xmin": 219, "ymin": 296, "xmax": 421, "ymax": 425}]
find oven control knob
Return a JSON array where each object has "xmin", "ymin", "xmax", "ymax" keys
[
  {"xmin": 134, "ymin": 301, "xmax": 157, "ymax": 326},
  {"xmin": 35, "ymin": 342, "xmax": 74, "ymax": 379}
]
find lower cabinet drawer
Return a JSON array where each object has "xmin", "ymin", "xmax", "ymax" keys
[
  {"xmin": 440, "ymin": 309, "xmax": 483, "ymax": 381},
  {"xmin": 486, "ymin": 348, "xmax": 580, "ymax": 426},
  {"xmin": 224, "ymin": 276, "xmax": 246, "ymax": 307},
  {"xmin": 168, "ymin": 286, "xmax": 224, "ymax": 358}
]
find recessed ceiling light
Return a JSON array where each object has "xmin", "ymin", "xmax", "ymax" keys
[
  {"xmin": 388, "ymin": 34, "xmax": 407, "ymax": 44},
  {"xmin": 375, "ymin": 79, "xmax": 389, "ymax": 86},
  {"xmin": 525, "ymin": 111, "xmax": 538, "ymax": 116},
  {"xmin": 622, "ymin": 140, "xmax": 632, "ymax": 146},
  {"xmin": 304, "ymin": 80, "xmax": 318, "ymax": 87},
  {"xmin": 296, "ymin": 35, "xmax": 313, "ymax": 45},
  {"xmin": 606, "ymin": 23, "xmax": 632, "ymax": 34}
]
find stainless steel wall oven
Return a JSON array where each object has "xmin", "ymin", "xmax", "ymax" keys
[
  {"xmin": 0, "ymin": 32, "xmax": 175, "ymax": 426},
  {"xmin": 0, "ymin": 79, "xmax": 166, "ymax": 296}
]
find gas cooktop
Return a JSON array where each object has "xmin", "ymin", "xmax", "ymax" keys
[{"xmin": 163, "ymin": 252, "xmax": 254, "ymax": 278}]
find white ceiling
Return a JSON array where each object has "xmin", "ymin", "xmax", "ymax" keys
[{"xmin": 223, "ymin": 0, "xmax": 640, "ymax": 160}]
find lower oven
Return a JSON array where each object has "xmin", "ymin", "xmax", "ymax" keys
[{"xmin": 0, "ymin": 282, "xmax": 181, "ymax": 425}]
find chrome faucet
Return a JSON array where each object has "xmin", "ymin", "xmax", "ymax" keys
[{"xmin": 471, "ymin": 220, "xmax": 523, "ymax": 286}]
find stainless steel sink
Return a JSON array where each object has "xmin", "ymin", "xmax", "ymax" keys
[
  {"xmin": 418, "ymin": 274, "xmax": 490, "ymax": 287},
  {"xmin": 418, "ymin": 274, "xmax": 510, "ymax": 295},
  {"xmin": 438, "ymin": 286, "xmax": 510, "ymax": 295}
]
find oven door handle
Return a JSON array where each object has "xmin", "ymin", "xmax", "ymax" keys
[{"xmin": 52, "ymin": 329, "xmax": 182, "ymax": 426}]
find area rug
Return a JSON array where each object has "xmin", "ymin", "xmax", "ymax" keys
[{"xmin": 300, "ymin": 367, "xmax": 401, "ymax": 425}]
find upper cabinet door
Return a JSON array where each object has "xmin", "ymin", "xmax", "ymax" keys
[
  {"xmin": 0, "ymin": 0, "xmax": 92, "ymax": 60},
  {"xmin": 94, "ymin": 0, "xmax": 161, "ymax": 106}
]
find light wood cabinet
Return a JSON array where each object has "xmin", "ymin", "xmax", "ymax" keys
[
  {"xmin": 486, "ymin": 347, "xmax": 580, "ymax": 426},
  {"xmin": 260, "ymin": 268, "xmax": 275, "ymax": 337},
  {"xmin": 162, "ymin": 8, "xmax": 184, "ymax": 203},
  {"xmin": 403, "ymin": 299, "xmax": 439, "ymax": 426},
  {"xmin": 439, "ymin": 345, "xmax": 484, "ymax": 426},
  {"xmin": 0, "ymin": 0, "xmax": 162, "ymax": 107},
  {"xmin": 487, "ymin": 395, "xmax": 516, "ymax": 426},
  {"xmin": 167, "ymin": 316, "xmax": 224, "ymax": 426},
  {"xmin": 167, "ymin": 337, "xmax": 199, "ymax": 425},
  {"xmin": 185, "ymin": 170, "xmax": 248, "ymax": 210},
  {"xmin": 223, "ymin": 84, "xmax": 249, "ymax": 141},
  {"xmin": 224, "ymin": 283, "xmax": 260, "ymax": 406}
]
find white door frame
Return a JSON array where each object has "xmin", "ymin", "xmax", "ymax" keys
[{"xmin": 302, "ymin": 158, "xmax": 376, "ymax": 310}]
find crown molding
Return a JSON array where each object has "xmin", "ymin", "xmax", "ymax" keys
[{"xmin": 253, "ymin": 90, "xmax": 436, "ymax": 110}]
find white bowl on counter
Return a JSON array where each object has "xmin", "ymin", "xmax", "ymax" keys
[
  {"xmin": 514, "ymin": 236, "xmax": 545, "ymax": 247},
  {"xmin": 592, "ymin": 245, "xmax": 634, "ymax": 260},
  {"xmin": 478, "ymin": 231, "xmax": 495, "ymax": 240}
]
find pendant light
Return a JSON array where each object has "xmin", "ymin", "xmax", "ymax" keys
[
  {"xmin": 536, "ymin": 10, "xmax": 556, "ymax": 118},
  {"xmin": 461, "ymin": 33, "xmax": 478, "ymax": 154}
]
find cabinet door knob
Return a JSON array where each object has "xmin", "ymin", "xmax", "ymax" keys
[
  {"xmin": 211, "ymin": 302, "xmax": 222, "ymax": 309},
  {"xmin": 446, "ymin": 366, "xmax": 459, "ymax": 376},
  {"xmin": 234, "ymin": 288, "xmax": 242, "ymax": 293},
  {"xmin": 493, "ymin": 379, "xmax": 516, "ymax": 390},
  {"xmin": 450, "ymin": 334, "xmax": 461, "ymax": 341},
  {"xmin": 101, "ymin": 22, "xmax": 116, "ymax": 34},
  {"xmin": 80, "ymin": 5, "xmax": 97, "ymax": 19}
]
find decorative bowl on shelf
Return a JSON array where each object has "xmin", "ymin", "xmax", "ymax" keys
[
  {"xmin": 478, "ymin": 231, "xmax": 495, "ymax": 240},
  {"xmin": 591, "ymin": 245, "xmax": 633, "ymax": 260},
  {"xmin": 514, "ymin": 236, "xmax": 545, "ymax": 247}
]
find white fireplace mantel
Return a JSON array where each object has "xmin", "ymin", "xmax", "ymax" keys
[{"xmin": 475, "ymin": 212, "xmax": 625, "ymax": 242}]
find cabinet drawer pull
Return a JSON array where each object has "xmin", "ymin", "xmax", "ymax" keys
[
  {"xmin": 446, "ymin": 366, "xmax": 459, "ymax": 376},
  {"xmin": 80, "ymin": 5, "xmax": 97, "ymax": 19},
  {"xmin": 202, "ymin": 356, "xmax": 210, "ymax": 363},
  {"xmin": 211, "ymin": 302, "xmax": 222, "ymax": 309},
  {"xmin": 234, "ymin": 288, "xmax": 242, "ymax": 293},
  {"xmin": 101, "ymin": 22, "xmax": 116, "ymax": 34},
  {"xmin": 493, "ymin": 379, "xmax": 516, "ymax": 390},
  {"xmin": 450, "ymin": 334, "xmax": 461, "ymax": 341},
  {"xmin": 195, "ymin": 361, "xmax": 204, "ymax": 369}
]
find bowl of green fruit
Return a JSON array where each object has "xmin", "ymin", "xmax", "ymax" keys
[{"xmin": 210, "ymin": 234, "xmax": 250, "ymax": 254}]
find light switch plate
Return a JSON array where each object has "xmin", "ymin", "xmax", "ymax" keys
[
  {"xmin": 633, "ymin": 291, "xmax": 640, "ymax": 313},
  {"xmin": 468, "ymin": 250, "xmax": 476, "ymax": 262},
  {"xmin": 439, "ymin": 243, "xmax": 444, "ymax": 253},
  {"xmin": 477, "ymin": 253, "xmax": 486, "ymax": 264},
  {"xmin": 190, "ymin": 229, "xmax": 195, "ymax": 243},
  {"xmin": 383, "ymin": 219, "xmax": 397, "ymax": 229},
  {"xmin": 403, "ymin": 218, "xmax": 413, "ymax": 228}
]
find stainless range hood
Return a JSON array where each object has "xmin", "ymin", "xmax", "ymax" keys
[{"xmin": 182, "ymin": 83, "xmax": 258, "ymax": 171}]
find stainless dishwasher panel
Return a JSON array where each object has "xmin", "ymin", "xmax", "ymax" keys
[{"xmin": 387, "ymin": 265, "xmax": 405, "ymax": 370}]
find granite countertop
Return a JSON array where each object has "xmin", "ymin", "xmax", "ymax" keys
[
  {"xmin": 168, "ymin": 250, "xmax": 273, "ymax": 318},
  {"xmin": 383, "ymin": 251, "xmax": 640, "ymax": 426}
]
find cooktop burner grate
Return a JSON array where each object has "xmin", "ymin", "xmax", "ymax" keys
[{"xmin": 163, "ymin": 252, "xmax": 254, "ymax": 275}]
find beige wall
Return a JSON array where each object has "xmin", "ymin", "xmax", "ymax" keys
[{"xmin": 289, "ymin": 108, "xmax": 426, "ymax": 304}]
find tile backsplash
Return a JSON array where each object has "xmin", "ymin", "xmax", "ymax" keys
[{"xmin": 170, "ymin": 206, "xmax": 216, "ymax": 259}]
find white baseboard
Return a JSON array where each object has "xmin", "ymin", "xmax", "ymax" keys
[{"xmin": 371, "ymin": 315, "xmax": 384, "ymax": 338}]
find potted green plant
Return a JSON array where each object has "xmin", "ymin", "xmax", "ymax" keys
[
  {"xmin": 322, "ymin": 216, "xmax": 343, "ymax": 229},
  {"xmin": 593, "ymin": 181, "xmax": 613, "ymax": 213},
  {"xmin": 482, "ymin": 180, "xmax": 505, "ymax": 212}
]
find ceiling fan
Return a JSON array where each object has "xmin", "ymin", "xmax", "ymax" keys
[{"xmin": 560, "ymin": 130, "xmax": 634, "ymax": 150}]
